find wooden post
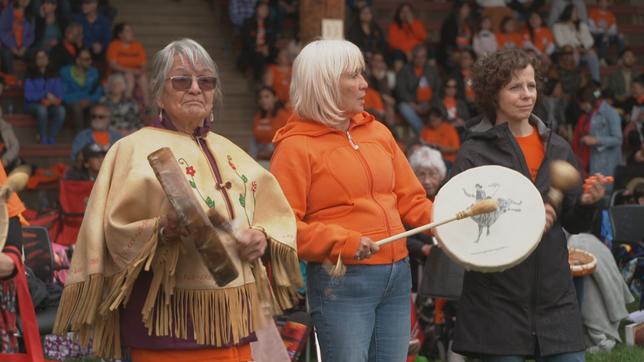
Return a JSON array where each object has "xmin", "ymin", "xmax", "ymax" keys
[{"xmin": 299, "ymin": 0, "xmax": 345, "ymax": 45}]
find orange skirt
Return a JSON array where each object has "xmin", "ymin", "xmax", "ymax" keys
[{"xmin": 131, "ymin": 344, "xmax": 252, "ymax": 362}]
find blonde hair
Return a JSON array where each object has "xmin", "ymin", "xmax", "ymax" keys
[
  {"xmin": 408, "ymin": 146, "xmax": 446, "ymax": 179},
  {"xmin": 290, "ymin": 39, "xmax": 365, "ymax": 128}
]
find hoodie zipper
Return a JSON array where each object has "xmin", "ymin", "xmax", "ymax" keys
[
  {"xmin": 346, "ymin": 130, "xmax": 359, "ymax": 150},
  {"xmin": 194, "ymin": 136, "xmax": 236, "ymax": 220},
  {"xmin": 344, "ymin": 127, "xmax": 393, "ymax": 259}
]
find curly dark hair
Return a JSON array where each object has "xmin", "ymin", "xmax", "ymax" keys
[{"xmin": 472, "ymin": 48, "xmax": 542, "ymax": 122}]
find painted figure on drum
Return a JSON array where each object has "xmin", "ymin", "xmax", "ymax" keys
[{"xmin": 462, "ymin": 183, "xmax": 522, "ymax": 242}]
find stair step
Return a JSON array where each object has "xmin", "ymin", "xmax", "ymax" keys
[
  {"xmin": 5, "ymin": 114, "xmax": 34, "ymax": 127},
  {"xmin": 20, "ymin": 144, "xmax": 72, "ymax": 158}
]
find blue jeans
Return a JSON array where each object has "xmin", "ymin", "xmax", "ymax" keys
[
  {"xmin": 398, "ymin": 102, "xmax": 430, "ymax": 135},
  {"xmin": 25, "ymin": 103, "xmax": 66, "ymax": 143},
  {"xmin": 307, "ymin": 258, "xmax": 412, "ymax": 362},
  {"xmin": 482, "ymin": 351, "xmax": 585, "ymax": 362},
  {"xmin": 580, "ymin": 49, "xmax": 600, "ymax": 82}
]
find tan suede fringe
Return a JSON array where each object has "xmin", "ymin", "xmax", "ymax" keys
[
  {"xmin": 269, "ymin": 240, "xmax": 304, "ymax": 310},
  {"xmin": 54, "ymin": 231, "xmax": 302, "ymax": 360},
  {"xmin": 141, "ymin": 283, "xmax": 262, "ymax": 347}
]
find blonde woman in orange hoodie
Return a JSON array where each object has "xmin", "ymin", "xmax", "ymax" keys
[{"xmin": 270, "ymin": 39, "xmax": 434, "ymax": 362}]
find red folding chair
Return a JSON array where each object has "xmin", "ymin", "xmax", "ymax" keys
[{"xmin": 57, "ymin": 180, "xmax": 94, "ymax": 246}]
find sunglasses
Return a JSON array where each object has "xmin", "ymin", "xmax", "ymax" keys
[
  {"xmin": 168, "ymin": 75, "xmax": 217, "ymax": 91},
  {"xmin": 91, "ymin": 114, "xmax": 108, "ymax": 119}
]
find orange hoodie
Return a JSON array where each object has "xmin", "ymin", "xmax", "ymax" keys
[{"xmin": 270, "ymin": 112, "xmax": 432, "ymax": 265}]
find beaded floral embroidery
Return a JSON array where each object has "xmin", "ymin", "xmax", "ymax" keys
[
  {"xmin": 227, "ymin": 155, "xmax": 257, "ymax": 225},
  {"xmin": 178, "ymin": 158, "xmax": 216, "ymax": 208}
]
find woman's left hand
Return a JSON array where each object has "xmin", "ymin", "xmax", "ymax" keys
[
  {"xmin": 580, "ymin": 173, "xmax": 607, "ymax": 205},
  {"xmin": 236, "ymin": 229, "xmax": 267, "ymax": 262}
]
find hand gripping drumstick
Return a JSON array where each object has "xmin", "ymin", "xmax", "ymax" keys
[{"xmin": 329, "ymin": 199, "xmax": 498, "ymax": 277}]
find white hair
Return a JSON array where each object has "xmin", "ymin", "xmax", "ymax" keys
[
  {"xmin": 150, "ymin": 38, "xmax": 222, "ymax": 112},
  {"xmin": 106, "ymin": 72, "xmax": 126, "ymax": 91},
  {"xmin": 290, "ymin": 39, "xmax": 365, "ymax": 128},
  {"xmin": 408, "ymin": 146, "xmax": 446, "ymax": 179}
]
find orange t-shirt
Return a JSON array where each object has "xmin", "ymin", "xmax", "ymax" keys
[
  {"xmin": 388, "ymin": 20, "xmax": 428, "ymax": 55},
  {"xmin": 253, "ymin": 108, "xmax": 291, "ymax": 144},
  {"xmin": 415, "ymin": 67, "xmax": 432, "ymax": 103},
  {"xmin": 589, "ymin": 8, "xmax": 616, "ymax": 33},
  {"xmin": 514, "ymin": 127, "xmax": 544, "ymax": 181},
  {"xmin": 13, "ymin": 9, "xmax": 24, "ymax": 48},
  {"xmin": 525, "ymin": 27, "xmax": 554, "ymax": 54},
  {"xmin": 496, "ymin": 32, "xmax": 525, "ymax": 50},
  {"xmin": 107, "ymin": 40, "xmax": 147, "ymax": 70},
  {"xmin": 0, "ymin": 164, "xmax": 26, "ymax": 219},
  {"xmin": 420, "ymin": 122, "xmax": 461, "ymax": 162},
  {"xmin": 461, "ymin": 69, "xmax": 475, "ymax": 101},
  {"xmin": 443, "ymin": 97, "xmax": 457, "ymax": 120},
  {"xmin": 92, "ymin": 130, "xmax": 110, "ymax": 147},
  {"xmin": 267, "ymin": 64, "xmax": 291, "ymax": 104},
  {"xmin": 130, "ymin": 344, "xmax": 252, "ymax": 362},
  {"xmin": 364, "ymin": 87, "xmax": 384, "ymax": 113}
]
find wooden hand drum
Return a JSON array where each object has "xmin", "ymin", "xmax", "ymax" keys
[
  {"xmin": 434, "ymin": 165, "xmax": 545, "ymax": 272},
  {"xmin": 148, "ymin": 147, "xmax": 239, "ymax": 286}
]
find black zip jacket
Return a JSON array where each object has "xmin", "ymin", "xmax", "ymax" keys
[{"xmin": 450, "ymin": 114, "xmax": 597, "ymax": 357}]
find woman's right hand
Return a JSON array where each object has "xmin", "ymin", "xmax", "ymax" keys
[{"xmin": 354, "ymin": 237, "xmax": 380, "ymax": 260}]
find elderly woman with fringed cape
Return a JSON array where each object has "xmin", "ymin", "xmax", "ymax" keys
[{"xmin": 52, "ymin": 38, "xmax": 302, "ymax": 362}]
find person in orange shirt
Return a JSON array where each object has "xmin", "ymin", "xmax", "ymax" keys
[
  {"xmin": 524, "ymin": 12, "xmax": 555, "ymax": 62},
  {"xmin": 450, "ymin": 48, "xmax": 607, "ymax": 361},
  {"xmin": 270, "ymin": 39, "xmax": 433, "ymax": 362},
  {"xmin": 387, "ymin": 2, "xmax": 428, "ymax": 60},
  {"xmin": 107, "ymin": 22, "xmax": 150, "ymax": 108},
  {"xmin": 420, "ymin": 107, "xmax": 460, "ymax": 162},
  {"xmin": 588, "ymin": 0, "xmax": 625, "ymax": 62},
  {"xmin": 395, "ymin": 44, "xmax": 442, "ymax": 134},
  {"xmin": 495, "ymin": 16, "xmax": 526, "ymax": 50},
  {"xmin": 262, "ymin": 47, "xmax": 292, "ymax": 105},
  {"xmin": 251, "ymin": 86, "xmax": 290, "ymax": 160},
  {"xmin": 437, "ymin": 76, "xmax": 470, "ymax": 141}
]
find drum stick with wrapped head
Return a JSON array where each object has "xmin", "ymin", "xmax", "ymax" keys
[{"xmin": 330, "ymin": 199, "xmax": 498, "ymax": 277}]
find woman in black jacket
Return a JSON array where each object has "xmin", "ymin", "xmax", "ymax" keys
[
  {"xmin": 238, "ymin": 1, "xmax": 277, "ymax": 82},
  {"xmin": 450, "ymin": 48, "xmax": 606, "ymax": 361},
  {"xmin": 346, "ymin": 5, "xmax": 386, "ymax": 61}
]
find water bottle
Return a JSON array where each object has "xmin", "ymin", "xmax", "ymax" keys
[{"xmin": 6, "ymin": 102, "xmax": 13, "ymax": 115}]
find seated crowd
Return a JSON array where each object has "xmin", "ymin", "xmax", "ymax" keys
[{"xmin": 0, "ymin": 0, "xmax": 147, "ymax": 161}]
